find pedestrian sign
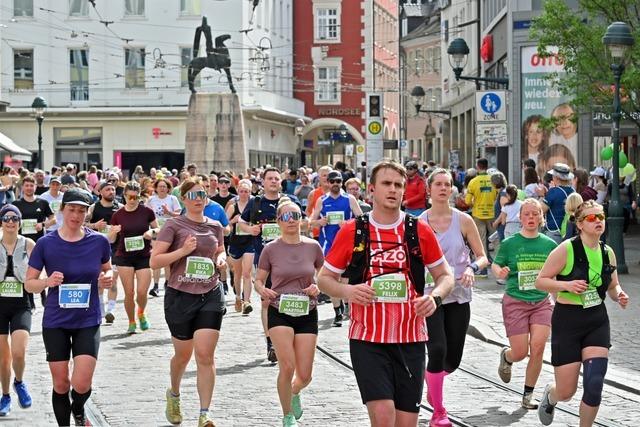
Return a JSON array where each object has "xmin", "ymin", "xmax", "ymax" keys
[
  {"xmin": 475, "ymin": 90, "xmax": 506, "ymax": 122},
  {"xmin": 368, "ymin": 121, "xmax": 382, "ymax": 135}
]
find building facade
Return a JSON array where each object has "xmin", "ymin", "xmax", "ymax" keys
[
  {"xmin": 0, "ymin": 0, "xmax": 305, "ymax": 175},
  {"xmin": 292, "ymin": 0, "xmax": 399, "ymax": 170}
]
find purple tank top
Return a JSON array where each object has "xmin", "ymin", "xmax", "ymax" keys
[{"xmin": 421, "ymin": 209, "xmax": 472, "ymax": 304}]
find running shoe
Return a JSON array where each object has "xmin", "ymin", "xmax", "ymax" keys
[
  {"xmin": 198, "ymin": 413, "xmax": 216, "ymax": 427},
  {"xmin": 498, "ymin": 347, "xmax": 512, "ymax": 383},
  {"xmin": 127, "ymin": 322, "xmax": 137, "ymax": 334},
  {"xmin": 13, "ymin": 380, "xmax": 32, "ymax": 408},
  {"xmin": 282, "ymin": 413, "xmax": 298, "ymax": 427},
  {"xmin": 429, "ymin": 409, "xmax": 452, "ymax": 427},
  {"xmin": 332, "ymin": 313, "xmax": 343, "ymax": 327},
  {"xmin": 105, "ymin": 312, "xmax": 115, "ymax": 324},
  {"xmin": 139, "ymin": 314, "xmax": 150, "ymax": 331},
  {"xmin": 538, "ymin": 384, "xmax": 555, "ymax": 426},
  {"xmin": 72, "ymin": 409, "xmax": 88, "ymax": 426},
  {"xmin": 522, "ymin": 391, "xmax": 538, "ymax": 410},
  {"xmin": 476, "ymin": 268, "xmax": 489, "ymax": 278},
  {"xmin": 242, "ymin": 302, "xmax": 253, "ymax": 315},
  {"xmin": 0, "ymin": 395, "xmax": 10, "ymax": 416},
  {"xmin": 291, "ymin": 393, "xmax": 303, "ymax": 420},
  {"xmin": 149, "ymin": 286, "xmax": 159, "ymax": 297},
  {"xmin": 234, "ymin": 298, "xmax": 242, "ymax": 313},
  {"xmin": 165, "ymin": 388, "xmax": 182, "ymax": 425},
  {"xmin": 267, "ymin": 346, "xmax": 278, "ymax": 363}
]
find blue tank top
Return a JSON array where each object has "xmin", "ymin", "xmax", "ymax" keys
[{"xmin": 319, "ymin": 193, "xmax": 352, "ymax": 255}]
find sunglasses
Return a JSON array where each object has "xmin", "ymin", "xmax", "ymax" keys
[
  {"xmin": 1, "ymin": 216, "xmax": 20, "ymax": 223},
  {"xmin": 185, "ymin": 190, "xmax": 208, "ymax": 200},
  {"xmin": 580, "ymin": 213, "xmax": 606, "ymax": 223},
  {"xmin": 329, "ymin": 179, "xmax": 343, "ymax": 184},
  {"xmin": 126, "ymin": 194, "xmax": 139, "ymax": 201},
  {"xmin": 278, "ymin": 211, "xmax": 302, "ymax": 222}
]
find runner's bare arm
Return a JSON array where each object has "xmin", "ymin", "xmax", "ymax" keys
[
  {"xmin": 348, "ymin": 194, "xmax": 363, "ymax": 217},
  {"xmin": 318, "ymin": 266, "xmax": 376, "ymax": 305},
  {"xmin": 460, "ymin": 212, "xmax": 489, "ymax": 270},
  {"xmin": 428, "ymin": 259, "xmax": 454, "ymax": 300},
  {"xmin": 535, "ymin": 241, "xmax": 586, "ymax": 294}
]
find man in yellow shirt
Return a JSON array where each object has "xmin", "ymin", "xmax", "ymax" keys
[{"xmin": 464, "ymin": 158, "xmax": 498, "ymax": 274}]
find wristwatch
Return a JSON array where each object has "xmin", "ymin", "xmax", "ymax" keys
[
  {"xmin": 468, "ymin": 262, "xmax": 479, "ymax": 274},
  {"xmin": 432, "ymin": 295, "xmax": 442, "ymax": 308}
]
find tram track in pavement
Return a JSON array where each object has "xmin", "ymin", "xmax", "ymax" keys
[{"xmin": 316, "ymin": 342, "xmax": 626, "ymax": 427}]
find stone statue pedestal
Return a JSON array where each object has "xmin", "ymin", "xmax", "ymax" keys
[{"xmin": 185, "ymin": 93, "xmax": 247, "ymax": 174}]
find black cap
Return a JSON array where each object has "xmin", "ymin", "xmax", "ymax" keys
[
  {"xmin": 62, "ymin": 189, "xmax": 93, "ymax": 207},
  {"xmin": 327, "ymin": 171, "xmax": 342, "ymax": 181},
  {"xmin": 98, "ymin": 180, "xmax": 116, "ymax": 191}
]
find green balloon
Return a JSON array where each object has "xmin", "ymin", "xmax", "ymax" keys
[
  {"xmin": 623, "ymin": 163, "xmax": 635, "ymax": 176},
  {"xmin": 601, "ymin": 145, "xmax": 613, "ymax": 160},
  {"xmin": 619, "ymin": 151, "xmax": 628, "ymax": 168}
]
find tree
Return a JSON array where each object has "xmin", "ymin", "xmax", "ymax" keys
[{"xmin": 530, "ymin": 1, "xmax": 640, "ymax": 128}]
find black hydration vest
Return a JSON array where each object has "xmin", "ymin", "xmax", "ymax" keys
[
  {"xmin": 556, "ymin": 236, "xmax": 614, "ymax": 301},
  {"xmin": 343, "ymin": 213, "xmax": 426, "ymax": 295}
]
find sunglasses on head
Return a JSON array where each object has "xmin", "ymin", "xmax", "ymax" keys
[
  {"xmin": 278, "ymin": 211, "xmax": 302, "ymax": 222},
  {"xmin": 580, "ymin": 213, "xmax": 605, "ymax": 222},
  {"xmin": 1, "ymin": 215, "xmax": 19, "ymax": 223},
  {"xmin": 185, "ymin": 190, "xmax": 208, "ymax": 200},
  {"xmin": 329, "ymin": 179, "xmax": 342, "ymax": 184}
]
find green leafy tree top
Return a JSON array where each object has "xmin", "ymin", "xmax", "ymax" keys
[{"xmin": 530, "ymin": 0, "xmax": 640, "ymax": 128}]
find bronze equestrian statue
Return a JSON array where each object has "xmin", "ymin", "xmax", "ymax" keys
[{"xmin": 187, "ymin": 16, "xmax": 236, "ymax": 94}]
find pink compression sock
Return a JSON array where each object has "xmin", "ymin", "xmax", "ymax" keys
[{"xmin": 425, "ymin": 371, "xmax": 446, "ymax": 413}]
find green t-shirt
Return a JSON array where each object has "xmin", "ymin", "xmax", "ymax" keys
[
  {"xmin": 493, "ymin": 233, "xmax": 557, "ymax": 302},
  {"xmin": 557, "ymin": 241, "xmax": 613, "ymax": 304}
]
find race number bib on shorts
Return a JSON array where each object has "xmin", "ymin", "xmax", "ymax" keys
[
  {"xmin": 185, "ymin": 256, "xmax": 215, "ymax": 280},
  {"xmin": 124, "ymin": 236, "xmax": 145, "ymax": 252},
  {"xmin": 326, "ymin": 211, "xmax": 345, "ymax": 225},
  {"xmin": 371, "ymin": 274, "xmax": 408, "ymax": 303},
  {"xmin": 581, "ymin": 289, "xmax": 602, "ymax": 308},
  {"xmin": 261, "ymin": 223, "xmax": 281, "ymax": 241},
  {"xmin": 58, "ymin": 284, "xmax": 91, "ymax": 308},
  {"xmin": 278, "ymin": 294, "xmax": 310, "ymax": 317},
  {"xmin": 517, "ymin": 270, "xmax": 539, "ymax": 291},
  {"xmin": 21, "ymin": 219, "xmax": 38, "ymax": 235},
  {"xmin": 50, "ymin": 201, "xmax": 61, "ymax": 213},
  {"xmin": 0, "ymin": 277, "xmax": 23, "ymax": 298}
]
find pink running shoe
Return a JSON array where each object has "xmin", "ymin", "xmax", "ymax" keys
[{"xmin": 429, "ymin": 409, "xmax": 453, "ymax": 427}]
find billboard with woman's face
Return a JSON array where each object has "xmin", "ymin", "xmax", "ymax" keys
[{"xmin": 521, "ymin": 46, "xmax": 577, "ymax": 178}]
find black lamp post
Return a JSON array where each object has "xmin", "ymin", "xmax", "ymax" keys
[
  {"xmin": 603, "ymin": 21, "xmax": 634, "ymax": 274},
  {"xmin": 410, "ymin": 86, "xmax": 451, "ymax": 117},
  {"xmin": 31, "ymin": 96, "xmax": 47, "ymax": 169},
  {"xmin": 447, "ymin": 38, "xmax": 509, "ymax": 88}
]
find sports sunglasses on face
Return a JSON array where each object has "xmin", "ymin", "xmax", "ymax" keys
[
  {"xmin": 278, "ymin": 211, "xmax": 302, "ymax": 222},
  {"xmin": 185, "ymin": 190, "xmax": 208, "ymax": 200}
]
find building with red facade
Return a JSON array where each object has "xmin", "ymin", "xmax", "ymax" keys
[{"xmin": 293, "ymin": 0, "xmax": 399, "ymax": 169}]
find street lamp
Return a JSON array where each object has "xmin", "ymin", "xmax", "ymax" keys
[
  {"xmin": 294, "ymin": 118, "xmax": 305, "ymax": 167},
  {"xmin": 447, "ymin": 38, "xmax": 509, "ymax": 88},
  {"xmin": 603, "ymin": 21, "xmax": 634, "ymax": 274},
  {"xmin": 31, "ymin": 96, "xmax": 47, "ymax": 169},
  {"xmin": 410, "ymin": 86, "xmax": 451, "ymax": 117}
]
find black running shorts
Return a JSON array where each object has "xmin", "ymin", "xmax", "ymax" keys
[
  {"xmin": 350, "ymin": 339, "xmax": 425, "ymax": 413},
  {"xmin": 267, "ymin": 305, "xmax": 318, "ymax": 335},
  {"xmin": 42, "ymin": 325, "xmax": 100, "ymax": 362},
  {"xmin": 551, "ymin": 303, "xmax": 611, "ymax": 366},
  {"xmin": 113, "ymin": 256, "xmax": 150, "ymax": 270},
  {"xmin": 164, "ymin": 286, "xmax": 224, "ymax": 340},
  {"xmin": 0, "ymin": 306, "xmax": 32, "ymax": 335}
]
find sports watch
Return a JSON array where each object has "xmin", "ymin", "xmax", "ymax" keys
[{"xmin": 432, "ymin": 295, "xmax": 442, "ymax": 308}]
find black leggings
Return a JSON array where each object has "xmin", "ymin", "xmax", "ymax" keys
[{"xmin": 426, "ymin": 302, "xmax": 470, "ymax": 373}]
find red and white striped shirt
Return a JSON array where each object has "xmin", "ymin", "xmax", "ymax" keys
[{"xmin": 324, "ymin": 213, "xmax": 445, "ymax": 343}]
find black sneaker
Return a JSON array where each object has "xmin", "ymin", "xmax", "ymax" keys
[
  {"xmin": 267, "ymin": 346, "xmax": 278, "ymax": 363},
  {"xmin": 317, "ymin": 293, "xmax": 331, "ymax": 305},
  {"xmin": 73, "ymin": 410, "xmax": 89, "ymax": 426},
  {"xmin": 149, "ymin": 287, "xmax": 159, "ymax": 297},
  {"xmin": 332, "ymin": 314, "xmax": 343, "ymax": 327}
]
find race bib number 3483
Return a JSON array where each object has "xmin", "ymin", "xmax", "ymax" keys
[{"xmin": 279, "ymin": 294, "xmax": 310, "ymax": 317}]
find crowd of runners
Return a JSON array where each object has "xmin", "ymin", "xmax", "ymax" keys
[{"xmin": 0, "ymin": 158, "xmax": 630, "ymax": 427}]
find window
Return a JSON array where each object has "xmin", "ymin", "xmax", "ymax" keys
[
  {"xmin": 14, "ymin": 0, "xmax": 33, "ymax": 17},
  {"xmin": 14, "ymin": 49, "xmax": 33, "ymax": 90},
  {"xmin": 316, "ymin": 8, "xmax": 339, "ymax": 41},
  {"xmin": 69, "ymin": 0, "xmax": 89, "ymax": 16},
  {"xmin": 180, "ymin": 0, "xmax": 201, "ymax": 16},
  {"xmin": 316, "ymin": 66, "xmax": 339, "ymax": 103},
  {"xmin": 125, "ymin": 48, "xmax": 145, "ymax": 89},
  {"xmin": 70, "ymin": 49, "xmax": 89, "ymax": 101},
  {"xmin": 415, "ymin": 49, "xmax": 424, "ymax": 75},
  {"xmin": 125, "ymin": 0, "xmax": 145, "ymax": 16},
  {"xmin": 180, "ymin": 47, "xmax": 200, "ymax": 88},
  {"xmin": 433, "ymin": 47, "xmax": 441, "ymax": 73}
]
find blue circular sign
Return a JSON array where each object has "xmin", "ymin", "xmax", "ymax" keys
[{"xmin": 480, "ymin": 93, "xmax": 502, "ymax": 114}]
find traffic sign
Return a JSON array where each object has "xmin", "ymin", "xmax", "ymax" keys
[
  {"xmin": 475, "ymin": 90, "xmax": 506, "ymax": 122},
  {"xmin": 368, "ymin": 121, "xmax": 382, "ymax": 135}
]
